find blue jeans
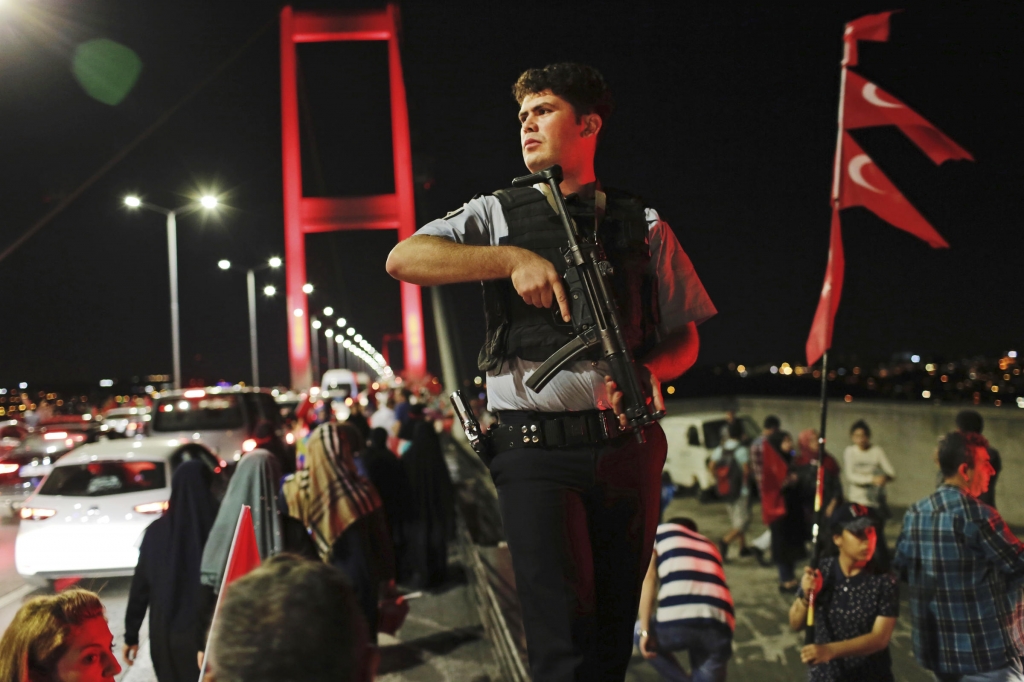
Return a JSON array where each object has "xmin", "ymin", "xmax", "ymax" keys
[{"xmin": 634, "ymin": 620, "xmax": 732, "ymax": 682}]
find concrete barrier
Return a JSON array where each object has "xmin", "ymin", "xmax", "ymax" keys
[{"xmin": 667, "ymin": 396, "xmax": 1024, "ymax": 525}]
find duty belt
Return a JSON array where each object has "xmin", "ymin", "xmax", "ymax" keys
[{"xmin": 492, "ymin": 410, "xmax": 625, "ymax": 455}]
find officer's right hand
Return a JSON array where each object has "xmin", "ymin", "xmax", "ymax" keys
[{"xmin": 509, "ymin": 249, "xmax": 571, "ymax": 322}]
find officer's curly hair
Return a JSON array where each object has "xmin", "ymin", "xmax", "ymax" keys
[{"xmin": 513, "ymin": 62, "xmax": 614, "ymax": 130}]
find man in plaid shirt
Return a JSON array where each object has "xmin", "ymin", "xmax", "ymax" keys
[{"xmin": 893, "ymin": 431, "xmax": 1024, "ymax": 681}]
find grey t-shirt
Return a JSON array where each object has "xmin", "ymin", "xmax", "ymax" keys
[{"xmin": 416, "ymin": 187, "xmax": 717, "ymax": 411}]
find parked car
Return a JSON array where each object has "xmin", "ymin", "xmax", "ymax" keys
[
  {"xmin": 661, "ymin": 412, "xmax": 760, "ymax": 491},
  {"xmin": 0, "ymin": 423, "xmax": 98, "ymax": 519},
  {"xmin": 15, "ymin": 439, "xmax": 223, "ymax": 586},
  {"xmin": 101, "ymin": 406, "xmax": 151, "ymax": 438},
  {"xmin": 150, "ymin": 387, "xmax": 290, "ymax": 470}
]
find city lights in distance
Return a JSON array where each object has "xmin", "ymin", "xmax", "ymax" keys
[
  {"xmin": 1010, "ymin": 351, "xmax": 1018, "ymax": 359},
  {"xmin": 99, "ymin": 379, "xmax": 114, "ymax": 387},
  {"xmin": 302, "ymin": 283, "xmax": 314, "ymax": 294},
  {"xmin": 124, "ymin": 196, "xmax": 142, "ymax": 208},
  {"xmin": 218, "ymin": 260, "xmax": 231, "ymax": 270},
  {"xmin": 922, "ymin": 390, "xmax": 931, "ymax": 399},
  {"xmin": 911, "ymin": 354, "xmax": 921, "ymax": 363},
  {"xmin": 323, "ymin": 307, "xmax": 334, "ymax": 317},
  {"xmin": 269, "ymin": 257, "xmax": 282, "ymax": 268},
  {"xmin": 263, "ymin": 285, "xmax": 276, "ymax": 297},
  {"xmin": 200, "ymin": 195, "xmax": 218, "ymax": 209},
  {"xmin": 18, "ymin": 382, "xmax": 27, "ymax": 389},
  {"xmin": 337, "ymin": 318, "xmax": 346, "ymax": 328}
]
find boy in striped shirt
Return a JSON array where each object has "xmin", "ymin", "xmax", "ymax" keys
[{"xmin": 635, "ymin": 517, "xmax": 734, "ymax": 681}]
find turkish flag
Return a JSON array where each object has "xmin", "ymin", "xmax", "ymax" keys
[
  {"xmin": 805, "ymin": 207, "xmax": 845, "ymax": 367},
  {"xmin": 199, "ymin": 506, "xmax": 261, "ymax": 681},
  {"xmin": 844, "ymin": 11, "xmax": 895, "ymax": 66},
  {"xmin": 219, "ymin": 505, "xmax": 262, "ymax": 588},
  {"xmin": 845, "ymin": 70, "xmax": 973, "ymax": 165},
  {"xmin": 839, "ymin": 132, "xmax": 950, "ymax": 248}
]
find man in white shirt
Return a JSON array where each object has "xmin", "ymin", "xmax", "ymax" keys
[{"xmin": 387, "ymin": 62, "xmax": 715, "ymax": 680}]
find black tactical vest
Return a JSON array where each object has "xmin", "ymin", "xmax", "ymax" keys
[{"xmin": 477, "ymin": 186, "xmax": 660, "ymax": 372}]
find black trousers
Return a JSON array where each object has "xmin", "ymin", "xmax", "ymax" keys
[{"xmin": 489, "ymin": 420, "xmax": 666, "ymax": 681}]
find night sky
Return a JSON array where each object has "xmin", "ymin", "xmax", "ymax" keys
[{"xmin": 2, "ymin": 1, "xmax": 1022, "ymax": 389}]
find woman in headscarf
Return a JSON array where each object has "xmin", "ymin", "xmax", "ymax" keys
[
  {"xmin": 364, "ymin": 427, "xmax": 415, "ymax": 583},
  {"xmin": 196, "ymin": 450, "xmax": 317, "ymax": 653},
  {"xmin": 124, "ymin": 460, "xmax": 218, "ymax": 682},
  {"xmin": 402, "ymin": 421, "xmax": 456, "ymax": 589},
  {"xmin": 762, "ymin": 431, "xmax": 806, "ymax": 594},
  {"xmin": 283, "ymin": 422, "xmax": 395, "ymax": 641}
]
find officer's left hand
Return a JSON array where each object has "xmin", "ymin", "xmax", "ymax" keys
[{"xmin": 605, "ymin": 366, "xmax": 664, "ymax": 427}]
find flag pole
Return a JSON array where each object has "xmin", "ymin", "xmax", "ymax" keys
[{"xmin": 807, "ymin": 30, "xmax": 851, "ymax": 645}]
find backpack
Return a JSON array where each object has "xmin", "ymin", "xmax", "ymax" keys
[{"xmin": 713, "ymin": 445, "xmax": 744, "ymax": 502}]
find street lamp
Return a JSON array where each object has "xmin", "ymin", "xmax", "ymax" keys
[
  {"xmin": 269, "ymin": 256, "xmax": 283, "ymax": 268},
  {"xmin": 302, "ymin": 283, "xmax": 314, "ymax": 295},
  {"xmin": 324, "ymin": 328, "xmax": 336, "ymax": 370},
  {"xmin": 336, "ymin": 335, "xmax": 347, "ymax": 370},
  {"xmin": 217, "ymin": 255, "xmax": 282, "ymax": 387},
  {"xmin": 323, "ymin": 306, "xmax": 334, "ymax": 317},
  {"xmin": 123, "ymin": 193, "xmax": 219, "ymax": 389},
  {"xmin": 337, "ymin": 317, "xmax": 347, "ymax": 328}
]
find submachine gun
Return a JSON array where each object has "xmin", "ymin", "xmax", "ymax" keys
[
  {"xmin": 511, "ymin": 164, "xmax": 662, "ymax": 442},
  {"xmin": 451, "ymin": 164, "xmax": 663, "ymax": 451}
]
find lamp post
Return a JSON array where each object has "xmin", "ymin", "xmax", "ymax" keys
[
  {"xmin": 217, "ymin": 256, "xmax": 282, "ymax": 387},
  {"xmin": 310, "ymin": 318, "xmax": 322, "ymax": 382},
  {"xmin": 324, "ymin": 329, "xmax": 336, "ymax": 370},
  {"xmin": 124, "ymin": 194, "xmax": 218, "ymax": 390}
]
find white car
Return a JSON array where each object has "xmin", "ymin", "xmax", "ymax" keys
[
  {"xmin": 661, "ymin": 412, "xmax": 760, "ymax": 491},
  {"xmin": 15, "ymin": 439, "xmax": 222, "ymax": 586}
]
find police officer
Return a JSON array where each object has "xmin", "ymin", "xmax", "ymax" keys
[{"xmin": 387, "ymin": 62, "xmax": 716, "ymax": 681}]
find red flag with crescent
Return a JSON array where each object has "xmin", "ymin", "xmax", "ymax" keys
[
  {"xmin": 844, "ymin": 70, "xmax": 973, "ymax": 165},
  {"xmin": 199, "ymin": 505, "xmax": 261, "ymax": 680},
  {"xmin": 839, "ymin": 132, "xmax": 949, "ymax": 248},
  {"xmin": 844, "ymin": 11, "xmax": 896, "ymax": 66},
  {"xmin": 806, "ymin": 207, "xmax": 845, "ymax": 367}
]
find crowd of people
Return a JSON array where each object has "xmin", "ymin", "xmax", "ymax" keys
[
  {"xmin": 0, "ymin": 387, "xmax": 456, "ymax": 682},
  {"xmin": 638, "ymin": 408, "xmax": 1023, "ymax": 682},
  {"xmin": 0, "ymin": 397, "xmax": 1019, "ymax": 682}
]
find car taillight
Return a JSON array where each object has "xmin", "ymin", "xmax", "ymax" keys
[
  {"xmin": 0, "ymin": 463, "xmax": 18, "ymax": 475},
  {"xmin": 133, "ymin": 501, "xmax": 169, "ymax": 514},
  {"xmin": 242, "ymin": 439, "xmax": 257, "ymax": 453},
  {"xmin": 20, "ymin": 507, "xmax": 56, "ymax": 521}
]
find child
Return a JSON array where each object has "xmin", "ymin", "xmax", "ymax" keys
[{"xmin": 788, "ymin": 502, "xmax": 898, "ymax": 681}]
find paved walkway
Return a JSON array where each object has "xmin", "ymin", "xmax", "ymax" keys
[{"xmin": 625, "ymin": 496, "xmax": 932, "ymax": 682}]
